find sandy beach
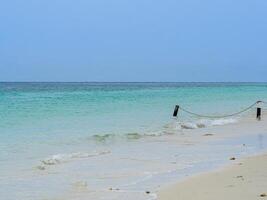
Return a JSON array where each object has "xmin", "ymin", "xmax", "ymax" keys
[{"xmin": 158, "ymin": 153, "xmax": 267, "ymax": 200}]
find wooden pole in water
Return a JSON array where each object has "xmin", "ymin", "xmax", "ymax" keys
[
  {"xmin": 257, "ymin": 107, "xmax": 261, "ymax": 120},
  {"xmin": 173, "ymin": 105, "xmax": 179, "ymax": 117}
]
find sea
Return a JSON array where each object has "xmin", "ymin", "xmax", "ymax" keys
[{"xmin": 1, "ymin": 82, "xmax": 267, "ymax": 200}]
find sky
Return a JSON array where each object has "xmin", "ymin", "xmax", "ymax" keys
[{"xmin": 0, "ymin": 0, "xmax": 267, "ymax": 82}]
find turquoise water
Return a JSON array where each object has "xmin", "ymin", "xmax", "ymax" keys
[
  {"xmin": 1, "ymin": 82, "xmax": 267, "ymax": 200},
  {"xmin": 1, "ymin": 82, "xmax": 267, "ymax": 161},
  {"xmin": 1, "ymin": 82, "xmax": 267, "ymax": 136}
]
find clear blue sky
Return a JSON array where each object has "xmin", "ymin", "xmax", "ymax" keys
[{"xmin": 1, "ymin": 0, "xmax": 267, "ymax": 82}]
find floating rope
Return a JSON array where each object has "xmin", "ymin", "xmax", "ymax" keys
[{"xmin": 177, "ymin": 101, "xmax": 265, "ymax": 119}]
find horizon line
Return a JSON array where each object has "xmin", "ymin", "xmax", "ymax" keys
[{"xmin": 1, "ymin": 81, "xmax": 267, "ymax": 83}]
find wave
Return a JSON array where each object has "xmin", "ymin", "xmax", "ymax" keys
[
  {"xmin": 92, "ymin": 134, "xmax": 116, "ymax": 142},
  {"xmin": 91, "ymin": 132, "xmax": 162, "ymax": 142},
  {"xmin": 164, "ymin": 118, "xmax": 238, "ymax": 130},
  {"xmin": 87, "ymin": 118, "xmax": 238, "ymax": 144},
  {"xmin": 182, "ymin": 118, "xmax": 237, "ymax": 129},
  {"xmin": 37, "ymin": 150, "xmax": 110, "ymax": 169}
]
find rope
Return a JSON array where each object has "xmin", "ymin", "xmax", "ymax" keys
[{"xmin": 178, "ymin": 101, "xmax": 265, "ymax": 119}]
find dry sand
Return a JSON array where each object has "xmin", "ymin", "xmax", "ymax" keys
[{"xmin": 158, "ymin": 153, "xmax": 267, "ymax": 200}]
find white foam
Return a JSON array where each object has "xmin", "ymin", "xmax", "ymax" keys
[
  {"xmin": 174, "ymin": 118, "xmax": 238, "ymax": 130},
  {"xmin": 40, "ymin": 150, "xmax": 110, "ymax": 166},
  {"xmin": 180, "ymin": 122, "xmax": 199, "ymax": 129},
  {"xmin": 210, "ymin": 118, "xmax": 237, "ymax": 126}
]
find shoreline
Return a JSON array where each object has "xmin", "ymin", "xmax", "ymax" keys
[
  {"xmin": 51, "ymin": 113, "xmax": 267, "ymax": 200},
  {"xmin": 158, "ymin": 153, "xmax": 267, "ymax": 200},
  {"xmin": 1, "ymin": 94, "xmax": 266, "ymax": 200}
]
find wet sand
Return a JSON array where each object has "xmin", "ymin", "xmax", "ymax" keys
[{"xmin": 158, "ymin": 153, "xmax": 267, "ymax": 200}]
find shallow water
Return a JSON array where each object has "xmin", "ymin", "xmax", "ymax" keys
[{"xmin": 0, "ymin": 82, "xmax": 267, "ymax": 200}]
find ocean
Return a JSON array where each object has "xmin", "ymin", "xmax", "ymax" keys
[{"xmin": 1, "ymin": 82, "xmax": 267, "ymax": 200}]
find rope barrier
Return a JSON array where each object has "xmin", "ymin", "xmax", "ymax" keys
[{"xmin": 175, "ymin": 101, "xmax": 265, "ymax": 119}]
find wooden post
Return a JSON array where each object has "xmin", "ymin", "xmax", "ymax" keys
[
  {"xmin": 257, "ymin": 107, "xmax": 261, "ymax": 120},
  {"xmin": 173, "ymin": 105, "xmax": 179, "ymax": 117}
]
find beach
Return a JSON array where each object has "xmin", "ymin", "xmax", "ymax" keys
[
  {"xmin": 158, "ymin": 153, "xmax": 267, "ymax": 200},
  {"xmin": 0, "ymin": 83, "xmax": 267, "ymax": 200},
  {"xmin": 49, "ymin": 111, "xmax": 267, "ymax": 200},
  {"xmin": 2, "ymin": 0, "xmax": 267, "ymax": 198},
  {"xmin": 158, "ymin": 110, "xmax": 267, "ymax": 200}
]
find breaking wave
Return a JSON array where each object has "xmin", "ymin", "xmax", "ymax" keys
[
  {"xmin": 164, "ymin": 118, "xmax": 238, "ymax": 130},
  {"xmin": 37, "ymin": 150, "xmax": 111, "ymax": 169},
  {"xmin": 86, "ymin": 118, "xmax": 238, "ymax": 144},
  {"xmin": 90, "ymin": 131, "xmax": 162, "ymax": 142}
]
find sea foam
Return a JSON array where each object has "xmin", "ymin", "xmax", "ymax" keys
[
  {"xmin": 169, "ymin": 118, "xmax": 238, "ymax": 130},
  {"xmin": 39, "ymin": 150, "xmax": 110, "ymax": 167}
]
